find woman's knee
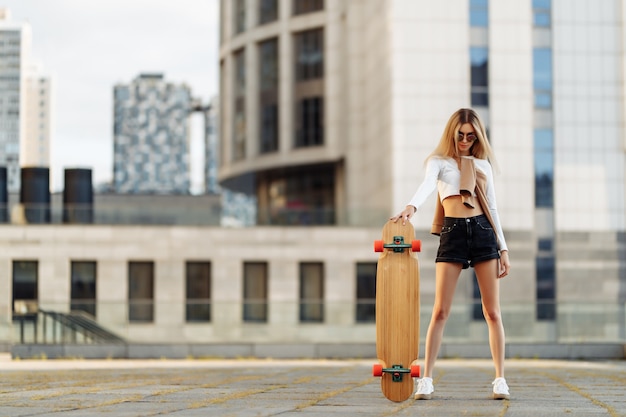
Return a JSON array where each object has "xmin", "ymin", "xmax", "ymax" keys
[
  {"xmin": 431, "ymin": 306, "xmax": 451, "ymax": 322},
  {"xmin": 482, "ymin": 306, "xmax": 502, "ymax": 323}
]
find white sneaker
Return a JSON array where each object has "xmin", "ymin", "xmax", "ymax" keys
[
  {"xmin": 492, "ymin": 377, "xmax": 510, "ymax": 400},
  {"xmin": 414, "ymin": 377, "xmax": 434, "ymax": 400}
]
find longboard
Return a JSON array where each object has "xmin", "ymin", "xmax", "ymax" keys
[{"xmin": 372, "ymin": 220, "xmax": 421, "ymax": 402}]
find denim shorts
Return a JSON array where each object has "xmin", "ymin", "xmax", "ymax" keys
[{"xmin": 436, "ymin": 214, "xmax": 500, "ymax": 269}]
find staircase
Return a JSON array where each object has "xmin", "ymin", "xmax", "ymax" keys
[{"xmin": 13, "ymin": 309, "xmax": 126, "ymax": 345}]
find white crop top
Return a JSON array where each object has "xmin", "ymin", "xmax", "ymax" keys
[{"xmin": 407, "ymin": 156, "xmax": 508, "ymax": 251}]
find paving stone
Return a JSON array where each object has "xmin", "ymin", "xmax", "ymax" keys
[{"xmin": 0, "ymin": 357, "xmax": 624, "ymax": 416}]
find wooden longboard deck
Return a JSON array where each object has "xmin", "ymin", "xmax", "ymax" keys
[{"xmin": 375, "ymin": 220, "xmax": 420, "ymax": 402}]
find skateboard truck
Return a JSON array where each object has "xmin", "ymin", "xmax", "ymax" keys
[
  {"xmin": 374, "ymin": 236, "xmax": 421, "ymax": 253},
  {"xmin": 373, "ymin": 364, "xmax": 420, "ymax": 381}
]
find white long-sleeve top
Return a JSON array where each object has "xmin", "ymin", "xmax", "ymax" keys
[{"xmin": 407, "ymin": 156, "xmax": 508, "ymax": 251}]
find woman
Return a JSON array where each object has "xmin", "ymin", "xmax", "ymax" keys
[{"xmin": 391, "ymin": 108, "xmax": 511, "ymax": 400}]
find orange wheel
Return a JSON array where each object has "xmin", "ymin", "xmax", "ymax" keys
[
  {"xmin": 372, "ymin": 364, "xmax": 383, "ymax": 377},
  {"xmin": 410, "ymin": 365, "xmax": 421, "ymax": 378},
  {"xmin": 374, "ymin": 240, "xmax": 384, "ymax": 252},
  {"xmin": 412, "ymin": 240, "xmax": 421, "ymax": 252}
]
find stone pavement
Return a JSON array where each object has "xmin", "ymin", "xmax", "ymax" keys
[{"xmin": 0, "ymin": 355, "xmax": 624, "ymax": 416}]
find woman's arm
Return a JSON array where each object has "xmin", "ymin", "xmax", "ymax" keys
[{"xmin": 391, "ymin": 158, "xmax": 440, "ymax": 224}]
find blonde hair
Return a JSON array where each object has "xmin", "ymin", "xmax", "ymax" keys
[{"xmin": 428, "ymin": 108, "xmax": 497, "ymax": 168}]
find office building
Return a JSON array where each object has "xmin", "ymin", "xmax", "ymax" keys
[
  {"xmin": 113, "ymin": 73, "xmax": 192, "ymax": 194},
  {"xmin": 22, "ymin": 66, "xmax": 51, "ymax": 168},
  {"xmin": 1, "ymin": 0, "xmax": 624, "ymax": 356},
  {"xmin": 0, "ymin": 8, "xmax": 32, "ymax": 192}
]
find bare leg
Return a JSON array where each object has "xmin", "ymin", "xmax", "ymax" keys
[
  {"xmin": 422, "ymin": 262, "xmax": 463, "ymax": 378},
  {"xmin": 474, "ymin": 259, "xmax": 505, "ymax": 378}
]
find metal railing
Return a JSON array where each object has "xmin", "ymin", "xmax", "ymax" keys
[{"xmin": 13, "ymin": 309, "xmax": 125, "ymax": 345}]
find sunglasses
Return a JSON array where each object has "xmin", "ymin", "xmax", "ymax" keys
[{"xmin": 456, "ymin": 132, "xmax": 477, "ymax": 143}]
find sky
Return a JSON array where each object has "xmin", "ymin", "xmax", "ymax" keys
[{"xmin": 2, "ymin": 0, "xmax": 220, "ymax": 192}]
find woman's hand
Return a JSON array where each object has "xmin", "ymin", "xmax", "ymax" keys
[
  {"xmin": 390, "ymin": 205, "xmax": 416, "ymax": 225},
  {"xmin": 498, "ymin": 250, "xmax": 510, "ymax": 279}
]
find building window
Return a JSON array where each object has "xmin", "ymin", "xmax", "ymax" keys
[
  {"xmin": 259, "ymin": 38, "xmax": 279, "ymax": 153},
  {"xmin": 234, "ymin": 0, "xmax": 246, "ymax": 34},
  {"xmin": 263, "ymin": 164, "xmax": 335, "ymax": 225},
  {"xmin": 295, "ymin": 97, "xmax": 324, "ymax": 147},
  {"xmin": 356, "ymin": 263, "xmax": 377, "ymax": 323},
  {"xmin": 469, "ymin": 0, "xmax": 488, "ymax": 27},
  {"xmin": 293, "ymin": 28, "xmax": 324, "ymax": 149},
  {"xmin": 12, "ymin": 261, "xmax": 38, "ymax": 314},
  {"xmin": 293, "ymin": 0, "xmax": 324, "ymax": 15},
  {"xmin": 233, "ymin": 49, "xmax": 246, "ymax": 161},
  {"xmin": 71, "ymin": 261, "xmax": 97, "ymax": 317},
  {"xmin": 294, "ymin": 28, "xmax": 323, "ymax": 81},
  {"xmin": 243, "ymin": 262, "xmax": 268, "ymax": 322},
  {"xmin": 299, "ymin": 262, "xmax": 324, "ymax": 322},
  {"xmin": 533, "ymin": 48, "xmax": 552, "ymax": 108},
  {"xmin": 186, "ymin": 261, "xmax": 212, "ymax": 322},
  {"xmin": 534, "ymin": 129, "xmax": 554, "ymax": 208},
  {"xmin": 536, "ymin": 256, "xmax": 556, "ymax": 320},
  {"xmin": 533, "ymin": 0, "xmax": 551, "ymax": 27},
  {"xmin": 259, "ymin": 0, "xmax": 278, "ymax": 24},
  {"xmin": 128, "ymin": 262, "xmax": 154, "ymax": 322},
  {"xmin": 470, "ymin": 47, "xmax": 489, "ymax": 106}
]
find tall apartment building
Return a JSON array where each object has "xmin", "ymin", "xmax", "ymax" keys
[
  {"xmin": 0, "ymin": 8, "xmax": 33, "ymax": 192},
  {"xmin": 22, "ymin": 66, "xmax": 51, "ymax": 168},
  {"xmin": 113, "ymin": 73, "xmax": 192, "ymax": 194},
  {"xmin": 218, "ymin": 0, "xmax": 626, "ymax": 334}
]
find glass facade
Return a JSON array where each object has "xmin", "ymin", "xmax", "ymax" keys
[
  {"xmin": 533, "ymin": 0, "xmax": 555, "ymax": 321},
  {"xmin": 532, "ymin": 0, "xmax": 551, "ymax": 27},
  {"xmin": 533, "ymin": 49, "xmax": 553, "ymax": 108},
  {"xmin": 470, "ymin": 47, "xmax": 489, "ymax": 107},
  {"xmin": 294, "ymin": 28, "xmax": 324, "ymax": 81},
  {"xmin": 261, "ymin": 164, "xmax": 335, "ymax": 225},
  {"xmin": 469, "ymin": 0, "xmax": 488, "ymax": 27},
  {"xmin": 259, "ymin": 38, "xmax": 279, "ymax": 153},
  {"xmin": 293, "ymin": 28, "xmax": 324, "ymax": 148}
]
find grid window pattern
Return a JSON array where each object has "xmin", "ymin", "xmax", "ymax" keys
[
  {"xmin": 243, "ymin": 262, "xmax": 268, "ymax": 322},
  {"xmin": 71, "ymin": 261, "xmax": 97, "ymax": 317},
  {"xmin": 299, "ymin": 262, "xmax": 324, "ymax": 322},
  {"xmin": 128, "ymin": 262, "xmax": 154, "ymax": 322},
  {"xmin": 186, "ymin": 262, "xmax": 212, "ymax": 322}
]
